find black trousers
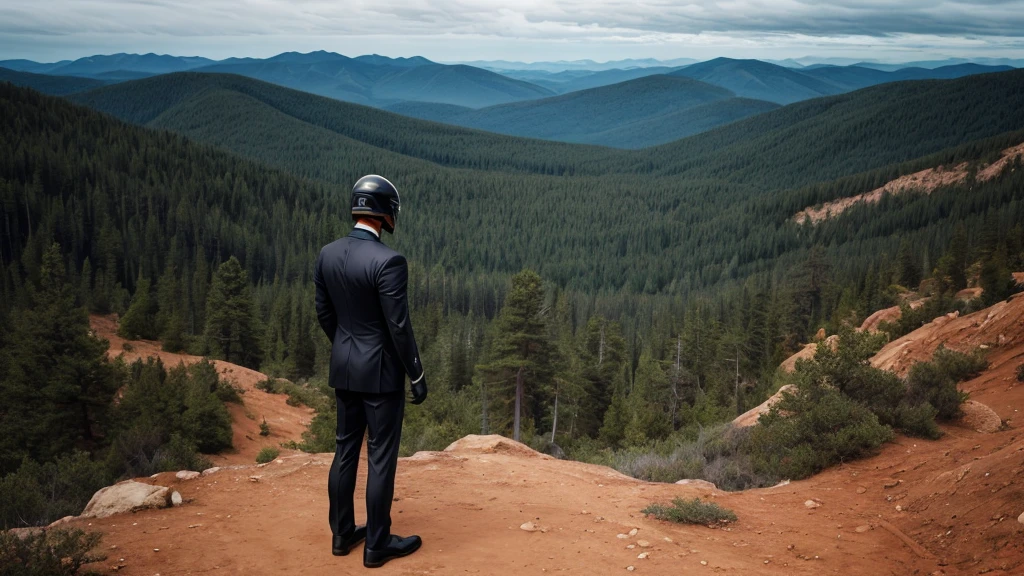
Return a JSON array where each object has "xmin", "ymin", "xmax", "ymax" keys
[{"xmin": 328, "ymin": 388, "xmax": 405, "ymax": 550}]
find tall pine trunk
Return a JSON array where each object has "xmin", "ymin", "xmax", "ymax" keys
[{"xmin": 514, "ymin": 366, "xmax": 523, "ymax": 442}]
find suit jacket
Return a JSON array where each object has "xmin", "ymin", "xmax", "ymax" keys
[{"xmin": 314, "ymin": 228, "xmax": 424, "ymax": 393}]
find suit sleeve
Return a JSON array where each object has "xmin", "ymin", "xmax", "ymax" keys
[
  {"xmin": 377, "ymin": 255, "xmax": 424, "ymax": 384},
  {"xmin": 313, "ymin": 250, "xmax": 336, "ymax": 343}
]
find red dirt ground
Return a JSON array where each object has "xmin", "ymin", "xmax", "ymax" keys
[{"xmin": 68, "ymin": 298, "xmax": 1024, "ymax": 575}]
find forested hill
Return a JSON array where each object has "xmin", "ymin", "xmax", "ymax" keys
[
  {"xmin": 57, "ymin": 69, "xmax": 1024, "ymax": 296},
  {"xmin": 2, "ymin": 78, "xmax": 1023, "ymax": 526},
  {"xmin": 73, "ymin": 69, "xmax": 1024, "ymax": 189},
  {"xmin": 383, "ymin": 75, "xmax": 780, "ymax": 149},
  {"xmin": 0, "ymin": 67, "xmax": 109, "ymax": 95}
]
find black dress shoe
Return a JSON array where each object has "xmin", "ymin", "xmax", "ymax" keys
[
  {"xmin": 332, "ymin": 525, "xmax": 367, "ymax": 556},
  {"xmin": 363, "ymin": 534, "xmax": 422, "ymax": 568}
]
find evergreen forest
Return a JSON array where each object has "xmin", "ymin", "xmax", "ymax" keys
[{"xmin": 2, "ymin": 69, "xmax": 1023, "ymax": 528}]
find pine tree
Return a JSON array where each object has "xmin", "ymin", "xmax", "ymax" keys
[
  {"xmin": 118, "ymin": 275, "xmax": 157, "ymax": 340},
  {"xmin": 203, "ymin": 257, "xmax": 264, "ymax": 369},
  {"xmin": 475, "ymin": 269, "xmax": 552, "ymax": 442},
  {"xmin": 0, "ymin": 244, "xmax": 121, "ymax": 474}
]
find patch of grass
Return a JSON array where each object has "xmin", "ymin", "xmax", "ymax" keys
[
  {"xmin": 642, "ymin": 497, "xmax": 737, "ymax": 526},
  {"xmin": 255, "ymin": 447, "xmax": 280, "ymax": 464},
  {"xmin": 0, "ymin": 527, "xmax": 105, "ymax": 575}
]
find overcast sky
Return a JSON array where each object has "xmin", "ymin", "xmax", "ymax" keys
[{"xmin": 2, "ymin": 0, "xmax": 1024, "ymax": 63}]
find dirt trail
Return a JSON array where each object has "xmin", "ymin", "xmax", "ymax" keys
[
  {"xmin": 91, "ymin": 315, "xmax": 313, "ymax": 466},
  {"xmin": 71, "ymin": 297, "xmax": 1024, "ymax": 575}
]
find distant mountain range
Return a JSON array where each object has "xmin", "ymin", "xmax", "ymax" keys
[
  {"xmin": 384, "ymin": 75, "xmax": 779, "ymax": 148},
  {"xmin": 456, "ymin": 57, "xmax": 699, "ymax": 72},
  {"xmin": 1, "ymin": 51, "xmax": 1019, "ymax": 149}
]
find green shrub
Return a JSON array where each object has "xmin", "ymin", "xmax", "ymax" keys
[
  {"xmin": 255, "ymin": 378, "xmax": 279, "ymax": 393},
  {"xmin": 0, "ymin": 452, "xmax": 110, "ymax": 529},
  {"xmin": 255, "ymin": 447, "xmax": 280, "ymax": 464},
  {"xmin": 642, "ymin": 497, "xmax": 737, "ymax": 525},
  {"xmin": 613, "ymin": 424, "xmax": 777, "ymax": 491},
  {"xmin": 1017, "ymin": 363, "xmax": 1024, "ymax": 382},
  {"xmin": 259, "ymin": 418, "xmax": 271, "ymax": 437},
  {"xmin": 748, "ymin": 386, "xmax": 894, "ymax": 480},
  {"xmin": 215, "ymin": 379, "xmax": 244, "ymax": 404},
  {"xmin": 0, "ymin": 528, "xmax": 104, "ymax": 576}
]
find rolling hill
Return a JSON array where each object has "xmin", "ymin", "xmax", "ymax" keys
[
  {"xmin": 800, "ymin": 63, "xmax": 1013, "ymax": 92},
  {"xmin": 670, "ymin": 57, "xmax": 844, "ymax": 104},
  {"xmin": 192, "ymin": 52, "xmax": 553, "ymax": 108},
  {"xmin": 67, "ymin": 69, "xmax": 1024, "ymax": 292},
  {"xmin": 669, "ymin": 58, "xmax": 1013, "ymax": 105},
  {"xmin": 498, "ymin": 66, "xmax": 681, "ymax": 94},
  {"xmin": 384, "ymin": 75, "xmax": 779, "ymax": 148},
  {"xmin": 0, "ymin": 67, "xmax": 109, "ymax": 95}
]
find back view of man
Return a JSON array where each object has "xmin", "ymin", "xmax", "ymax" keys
[{"xmin": 314, "ymin": 175, "xmax": 428, "ymax": 568}]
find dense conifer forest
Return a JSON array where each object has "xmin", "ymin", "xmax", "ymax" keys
[{"xmin": 1, "ymin": 70, "xmax": 1023, "ymax": 528}]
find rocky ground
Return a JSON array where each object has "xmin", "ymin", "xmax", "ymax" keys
[{"xmin": 64, "ymin": 295, "xmax": 1024, "ymax": 575}]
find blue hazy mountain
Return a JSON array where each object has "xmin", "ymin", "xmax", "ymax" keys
[
  {"xmin": 192, "ymin": 52, "xmax": 554, "ymax": 108},
  {"xmin": 669, "ymin": 58, "xmax": 844, "ymax": 104},
  {"xmin": 46, "ymin": 53, "xmax": 215, "ymax": 76},
  {"xmin": 384, "ymin": 75, "xmax": 779, "ymax": 148},
  {"xmin": 500, "ymin": 66, "xmax": 681, "ymax": 94}
]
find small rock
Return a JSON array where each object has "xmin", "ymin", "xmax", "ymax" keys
[
  {"xmin": 628, "ymin": 528, "xmax": 638, "ymax": 536},
  {"xmin": 663, "ymin": 537, "xmax": 672, "ymax": 543},
  {"xmin": 895, "ymin": 505, "xmax": 903, "ymax": 512},
  {"xmin": 520, "ymin": 522, "xmax": 540, "ymax": 532},
  {"xmin": 855, "ymin": 525, "xmax": 871, "ymax": 533},
  {"xmin": 637, "ymin": 540, "xmax": 651, "ymax": 548},
  {"xmin": 700, "ymin": 560, "xmax": 708, "ymax": 566},
  {"xmin": 883, "ymin": 478, "xmax": 901, "ymax": 489},
  {"xmin": 637, "ymin": 552, "xmax": 649, "ymax": 559},
  {"xmin": 581, "ymin": 510, "xmax": 590, "ymax": 515},
  {"xmin": 171, "ymin": 491, "xmax": 183, "ymax": 507},
  {"xmin": 175, "ymin": 470, "xmax": 200, "ymax": 481},
  {"xmin": 1017, "ymin": 511, "xmax": 1024, "ymax": 525},
  {"xmin": 626, "ymin": 567, "xmax": 635, "ymax": 572},
  {"xmin": 627, "ymin": 544, "xmax": 635, "ymax": 549},
  {"xmin": 153, "ymin": 548, "xmax": 160, "ymax": 552},
  {"xmin": 855, "ymin": 487, "xmax": 867, "ymax": 494},
  {"xmin": 617, "ymin": 534, "xmax": 629, "ymax": 539},
  {"xmin": 804, "ymin": 500, "xmax": 821, "ymax": 509},
  {"xmin": 201, "ymin": 467, "xmax": 221, "ymax": 476},
  {"xmin": 249, "ymin": 476, "xmax": 261, "ymax": 483}
]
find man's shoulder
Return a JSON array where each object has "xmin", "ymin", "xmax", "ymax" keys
[{"xmin": 319, "ymin": 236, "xmax": 404, "ymax": 263}]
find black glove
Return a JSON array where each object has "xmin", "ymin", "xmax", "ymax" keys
[{"xmin": 410, "ymin": 378, "xmax": 428, "ymax": 405}]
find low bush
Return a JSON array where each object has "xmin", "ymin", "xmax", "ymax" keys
[
  {"xmin": 612, "ymin": 424, "xmax": 777, "ymax": 491},
  {"xmin": 259, "ymin": 418, "xmax": 271, "ymax": 437},
  {"xmin": 256, "ymin": 447, "xmax": 280, "ymax": 464},
  {"xmin": 748, "ymin": 385, "xmax": 894, "ymax": 480},
  {"xmin": 1017, "ymin": 363, "xmax": 1024, "ymax": 382},
  {"xmin": 0, "ymin": 528, "xmax": 104, "ymax": 575},
  {"xmin": 0, "ymin": 452, "xmax": 109, "ymax": 529},
  {"xmin": 642, "ymin": 497, "xmax": 736, "ymax": 525}
]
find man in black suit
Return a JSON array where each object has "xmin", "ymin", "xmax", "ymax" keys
[{"xmin": 314, "ymin": 175, "xmax": 428, "ymax": 568}]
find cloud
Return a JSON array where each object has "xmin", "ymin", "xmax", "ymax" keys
[{"xmin": 1, "ymin": 0, "xmax": 1023, "ymax": 61}]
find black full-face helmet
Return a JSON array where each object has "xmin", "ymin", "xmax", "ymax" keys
[{"xmin": 351, "ymin": 174, "xmax": 400, "ymax": 234}]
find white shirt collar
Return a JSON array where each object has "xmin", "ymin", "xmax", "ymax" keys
[{"xmin": 354, "ymin": 222, "xmax": 380, "ymax": 238}]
